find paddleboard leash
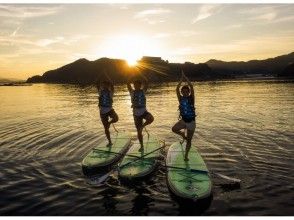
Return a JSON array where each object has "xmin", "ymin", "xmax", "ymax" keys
[
  {"xmin": 144, "ymin": 127, "xmax": 150, "ymax": 138},
  {"xmin": 112, "ymin": 123, "xmax": 118, "ymax": 133}
]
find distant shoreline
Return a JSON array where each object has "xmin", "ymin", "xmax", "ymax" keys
[
  {"xmin": 0, "ymin": 82, "xmax": 32, "ymax": 87},
  {"xmin": 2, "ymin": 77, "xmax": 292, "ymax": 87},
  {"xmin": 26, "ymin": 53, "xmax": 294, "ymax": 84}
]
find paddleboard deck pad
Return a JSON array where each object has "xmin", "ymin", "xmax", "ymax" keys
[
  {"xmin": 82, "ymin": 132, "xmax": 131, "ymax": 176},
  {"xmin": 166, "ymin": 141, "xmax": 212, "ymax": 200},
  {"xmin": 118, "ymin": 134, "xmax": 161, "ymax": 180}
]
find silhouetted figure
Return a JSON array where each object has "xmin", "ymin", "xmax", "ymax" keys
[
  {"xmin": 97, "ymin": 80, "xmax": 119, "ymax": 146},
  {"xmin": 127, "ymin": 78, "xmax": 154, "ymax": 150},
  {"xmin": 172, "ymin": 71, "xmax": 196, "ymax": 161}
]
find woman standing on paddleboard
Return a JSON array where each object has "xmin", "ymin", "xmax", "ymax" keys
[
  {"xmin": 97, "ymin": 80, "xmax": 119, "ymax": 146},
  {"xmin": 127, "ymin": 78, "xmax": 154, "ymax": 151},
  {"xmin": 172, "ymin": 71, "xmax": 196, "ymax": 161}
]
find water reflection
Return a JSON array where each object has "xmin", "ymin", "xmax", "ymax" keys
[
  {"xmin": 131, "ymin": 186, "xmax": 154, "ymax": 215},
  {"xmin": 0, "ymin": 80, "xmax": 293, "ymax": 215},
  {"xmin": 176, "ymin": 195, "xmax": 213, "ymax": 216}
]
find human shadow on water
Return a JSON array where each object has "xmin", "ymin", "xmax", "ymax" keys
[
  {"xmin": 170, "ymin": 192, "xmax": 213, "ymax": 216},
  {"xmin": 119, "ymin": 177, "xmax": 157, "ymax": 216},
  {"xmin": 84, "ymin": 168, "xmax": 157, "ymax": 216},
  {"xmin": 130, "ymin": 185, "xmax": 154, "ymax": 216},
  {"xmin": 83, "ymin": 170, "xmax": 120, "ymax": 215},
  {"xmin": 100, "ymin": 186, "xmax": 120, "ymax": 215}
]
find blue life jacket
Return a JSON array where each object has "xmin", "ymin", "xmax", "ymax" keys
[
  {"xmin": 99, "ymin": 90, "xmax": 113, "ymax": 107},
  {"xmin": 131, "ymin": 90, "xmax": 146, "ymax": 108},
  {"xmin": 179, "ymin": 96, "xmax": 195, "ymax": 122}
]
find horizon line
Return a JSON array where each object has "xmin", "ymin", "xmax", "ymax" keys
[
  {"xmin": 74, "ymin": 50, "xmax": 294, "ymax": 65},
  {"xmin": 2, "ymin": 50, "xmax": 293, "ymax": 81}
]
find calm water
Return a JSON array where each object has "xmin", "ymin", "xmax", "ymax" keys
[{"xmin": 0, "ymin": 80, "xmax": 293, "ymax": 216}]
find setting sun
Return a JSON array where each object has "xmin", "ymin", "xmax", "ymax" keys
[
  {"xmin": 98, "ymin": 34, "xmax": 162, "ymax": 66},
  {"xmin": 127, "ymin": 59, "xmax": 138, "ymax": 66}
]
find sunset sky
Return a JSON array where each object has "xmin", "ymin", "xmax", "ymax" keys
[{"xmin": 0, "ymin": 4, "xmax": 294, "ymax": 79}]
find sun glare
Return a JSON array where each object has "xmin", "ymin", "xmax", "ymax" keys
[
  {"xmin": 98, "ymin": 34, "xmax": 162, "ymax": 67},
  {"xmin": 127, "ymin": 59, "xmax": 137, "ymax": 66}
]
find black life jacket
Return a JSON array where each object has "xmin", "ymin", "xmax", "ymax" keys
[
  {"xmin": 131, "ymin": 90, "xmax": 146, "ymax": 108},
  {"xmin": 99, "ymin": 89, "xmax": 113, "ymax": 107},
  {"xmin": 179, "ymin": 96, "xmax": 196, "ymax": 122}
]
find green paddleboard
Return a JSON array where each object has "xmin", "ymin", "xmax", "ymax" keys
[
  {"xmin": 118, "ymin": 134, "xmax": 161, "ymax": 179},
  {"xmin": 166, "ymin": 141, "xmax": 212, "ymax": 200},
  {"xmin": 82, "ymin": 132, "xmax": 131, "ymax": 175}
]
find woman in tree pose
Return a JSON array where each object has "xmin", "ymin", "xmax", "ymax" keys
[
  {"xmin": 127, "ymin": 78, "xmax": 154, "ymax": 151},
  {"xmin": 97, "ymin": 80, "xmax": 118, "ymax": 146},
  {"xmin": 172, "ymin": 71, "xmax": 196, "ymax": 161}
]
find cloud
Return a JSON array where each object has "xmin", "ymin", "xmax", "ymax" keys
[
  {"xmin": 241, "ymin": 6, "xmax": 277, "ymax": 22},
  {"xmin": 171, "ymin": 32, "xmax": 294, "ymax": 60},
  {"xmin": 254, "ymin": 12, "xmax": 276, "ymax": 21},
  {"xmin": 64, "ymin": 34, "xmax": 90, "ymax": 45},
  {"xmin": 134, "ymin": 8, "xmax": 171, "ymax": 18},
  {"xmin": 0, "ymin": 34, "xmax": 63, "ymax": 48},
  {"xmin": 0, "ymin": 5, "xmax": 63, "ymax": 37},
  {"xmin": 0, "ymin": 38, "xmax": 68, "ymax": 62},
  {"xmin": 274, "ymin": 15, "xmax": 294, "ymax": 23},
  {"xmin": 134, "ymin": 8, "xmax": 172, "ymax": 24},
  {"xmin": 120, "ymin": 5, "xmax": 129, "ymax": 10},
  {"xmin": 145, "ymin": 19, "xmax": 166, "ymax": 25},
  {"xmin": 0, "ymin": 34, "xmax": 89, "ymax": 50},
  {"xmin": 239, "ymin": 6, "xmax": 275, "ymax": 20},
  {"xmin": 223, "ymin": 24, "xmax": 243, "ymax": 30},
  {"xmin": 153, "ymin": 30, "xmax": 199, "ymax": 39},
  {"xmin": 36, "ymin": 37, "xmax": 64, "ymax": 47},
  {"xmin": 0, "ymin": 5, "xmax": 63, "ymax": 18},
  {"xmin": 239, "ymin": 6, "xmax": 294, "ymax": 24},
  {"xmin": 239, "ymin": 5, "xmax": 294, "ymax": 24},
  {"xmin": 192, "ymin": 5, "xmax": 222, "ymax": 23},
  {"xmin": 0, "ymin": 34, "xmax": 35, "ymax": 46}
]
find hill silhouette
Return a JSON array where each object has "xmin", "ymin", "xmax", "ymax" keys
[
  {"xmin": 278, "ymin": 63, "xmax": 294, "ymax": 78},
  {"xmin": 27, "ymin": 52, "xmax": 294, "ymax": 84},
  {"xmin": 206, "ymin": 52, "xmax": 294, "ymax": 76},
  {"xmin": 35, "ymin": 58, "xmax": 130, "ymax": 84},
  {"xmin": 27, "ymin": 57, "xmax": 214, "ymax": 84}
]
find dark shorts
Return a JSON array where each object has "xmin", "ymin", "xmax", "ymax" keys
[
  {"xmin": 134, "ymin": 111, "xmax": 151, "ymax": 128},
  {"xmin": 182, "ymin": 117, "xmax": 195, "ymax": 123},
  {"xmin": 100, "ymin": 109, "xmax": 117, "ymax": 124}
]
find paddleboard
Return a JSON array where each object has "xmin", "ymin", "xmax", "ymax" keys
[
  {"xmin": 166, "ymin": 141, "xmax": 212, "ymax": 200},
  {"xmin": 118, "ymin": 134, "xmax": 161, "ymax": 180},
  {"xmin": 82, "ymin": 132, "xmax": 131, "ymax": 175}
]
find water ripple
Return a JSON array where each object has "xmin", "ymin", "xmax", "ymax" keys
[{"xmin": 0, "ymin": 81, "xmax": 293, "ymax": 215}]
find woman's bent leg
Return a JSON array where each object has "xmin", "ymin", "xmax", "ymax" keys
[
  {"xmin": 142, "ymin": 112, "xmax": 154, "ymax": 127},
  {"xmin": 172, "ymin": 120, "xmax": 186, "ymax": 140},
  {"xmin": 109, "ymin": 109, "xmax": 119, "ymax": 124}
]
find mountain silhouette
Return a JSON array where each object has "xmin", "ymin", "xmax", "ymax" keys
[
  {"xmin": 27, "ymin": 52, "xmax": 294, "ymax": 84},
  {"xmin": 27, "ymin": 57, "xmax": 214, "ymax": 84},
  {"xmin": 206, "ymin": 52, "xmax": 294, "ymax": 76},
  {"xmin": 278, "ymin": 63, "xmax": 294, "ymax": 78}
]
